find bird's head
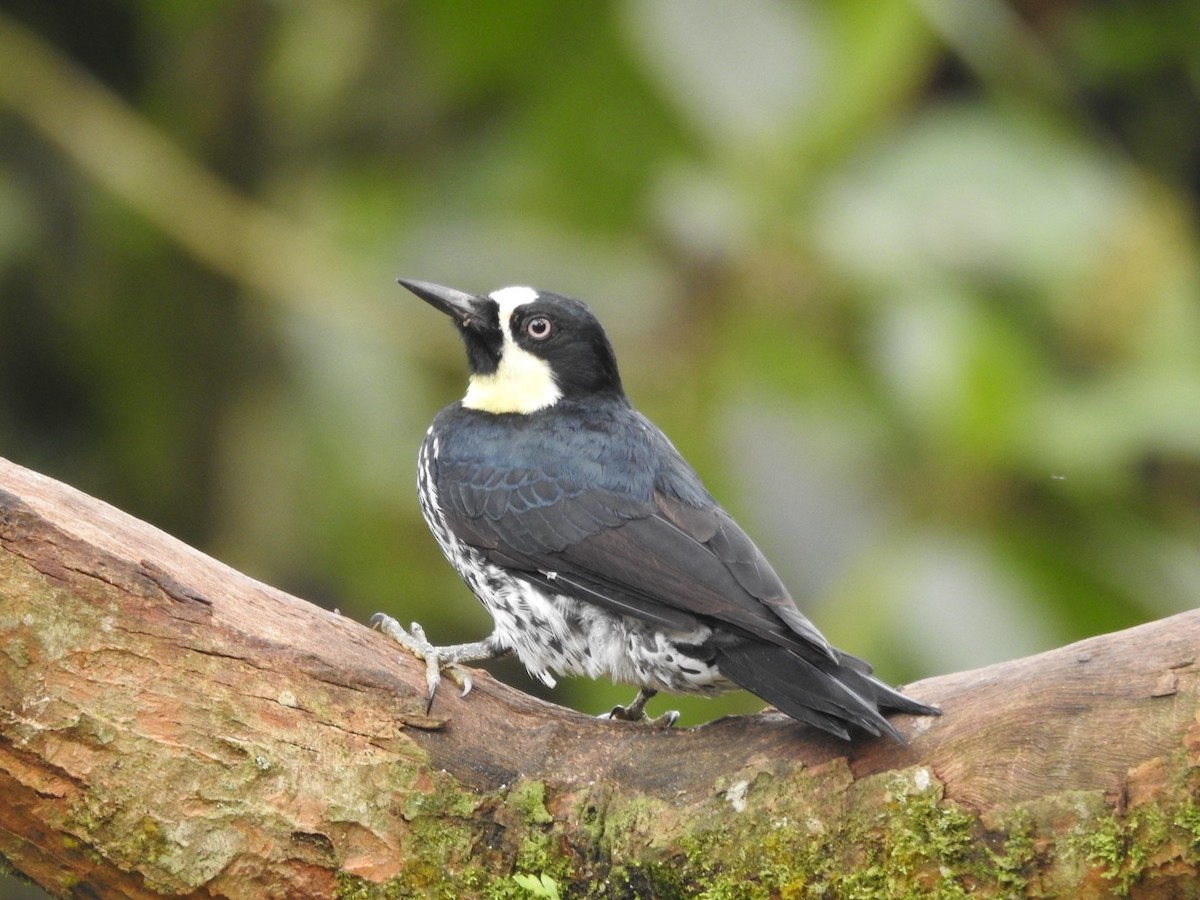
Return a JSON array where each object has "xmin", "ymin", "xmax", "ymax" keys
[{"xmin": 400, "ymin": 278, "xmax": 624, "ymax": 414}]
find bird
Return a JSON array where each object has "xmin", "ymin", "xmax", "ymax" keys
[{"xmin": 371, "ymin": 278, "xmax": 939, "ymax": 742}]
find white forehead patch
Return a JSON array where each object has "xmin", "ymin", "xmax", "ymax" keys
[
  {"xmin": 489, "ymin": 285, "xmax": 539, "ymax": 315},
  {"xmin": 490, "ymin": 285, "xmax": 539, "ymax": 342},
  {"xmin": 463, "ymin": 285, "xmax": 560, "ymax": 414}
]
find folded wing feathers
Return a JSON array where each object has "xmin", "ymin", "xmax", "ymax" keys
[{"xmin": 434, "ymin": 450, "xmax": 937, "ymax": 740}]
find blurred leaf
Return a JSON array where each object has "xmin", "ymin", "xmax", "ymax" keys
[
  {"xmin": 622, "ymin": 0, "xmax": 829, "ymax": 151},
  {"xmin": 814, "ymin": 104, "xmax": 1132, "ymax": 293}
]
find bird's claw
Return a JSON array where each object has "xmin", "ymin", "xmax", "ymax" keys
[
  {"xmin": 370, "ymin": 614, "xmax": 473, "ymax": 709},
  {"xmin": 599, "ymin": 705, "xmax": 680, "ymax": 728},
  {"xmin": 598, "ymin": 688, "xmax": 680, "ymax": 728},
  {"xmin": 653, "ymin": 709, "xmax": 681, "ymax": 728}
]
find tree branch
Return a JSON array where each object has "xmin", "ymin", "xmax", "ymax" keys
[{"xmin": 1, "ymin": 456, "xmax": 1197, "ymax": 897}]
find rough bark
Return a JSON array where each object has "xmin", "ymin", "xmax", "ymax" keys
[{"xmin": 0, "ymin": 456, "xmax": 1197, "ymax": 899}]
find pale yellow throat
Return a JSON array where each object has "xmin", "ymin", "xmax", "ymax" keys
[{"xmin": 462, "ymin": 345, "xmax": 562, "ymax": 414}]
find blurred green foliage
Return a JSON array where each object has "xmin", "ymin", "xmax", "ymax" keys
[{"xmin": 2, "ymin": 0, "xmax": 1199, "ymax": 754}]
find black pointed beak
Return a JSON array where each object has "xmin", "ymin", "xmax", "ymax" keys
[{"xmin": 398, "ymin": 278, "xmax": 484, "ymax": 327}]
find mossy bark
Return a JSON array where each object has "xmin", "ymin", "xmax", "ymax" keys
[{"xmin": 1, "ymin": 457, "xmax": 1198, "ymax": 898}]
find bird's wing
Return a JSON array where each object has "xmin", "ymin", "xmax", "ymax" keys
[
  {"xmin": 435, "ymin": 455, "xmax": 696, "ymax": 631},
  {"xmin": 551, "ymin": 493, "xmax": 834, "ymax": 659},
  {"xmin": 434, "ymin": 453, "xmax": 835, "ymax": 659}
]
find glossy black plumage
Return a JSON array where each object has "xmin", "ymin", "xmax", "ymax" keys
[
  {"xmin": 396, "ymin": 278, "xmax": 939, "ymax": 741},
  {"xmin": 431, "ymin": 402, "xmax": 832, "ymax": 653}
]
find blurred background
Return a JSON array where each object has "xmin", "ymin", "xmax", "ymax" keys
[{"xmin": 2, "ymin": 0, "xmax": 1200, "ymax": 890}]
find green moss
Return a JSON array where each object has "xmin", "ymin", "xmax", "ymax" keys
[
  {"xmin": 515, "ymin": 831, "xmax": 576, "ymax": 888},
  {"xmin": 335, "ymin": 768, "xmax": 499, "ymax": 899},
  {"xmin": 986, "ymin": 808, "xmax": 1037, "ymax": 898},
  {"xmin": 128, "ymin": 815, "xmax": 171, "ymax": 864},
  {"xmin": 335, "ymin": 871, "xmax": 382, "ymax": 899},
  {"xmin": 1068, "ymin": 798, "xmax": 1199, "ymax": 897},
  {"xmin": 609, "ymin": 861, "xmax": 688, "ymax": 899},
  {"xmin": 339, "ymin": 869, "xmax": 482, "ymax": 900},
  {"xmin": 1072, "ymin": 811, "xmax": 1130, "ymax": 892},
  {"xmin": 1176, "ymin": 798, "xmax": 1200, "ymax": 850},
  {"xmin": 401, "ymin": 768, "xmax": 479, "ymax": 821},
  {"xmin": 592, "ymin": 790, "xmax": 677, "ymax": 862},
  {"xmin": 508, "ymin": 780, "xmax": 554, "ymax": 827},
  {"xmin": 602, "ymin": 766, "xmax": 1073, "ymax": 900},
  {"xmin": 882, "ymin": 770, "xmax": 974, "ymax": 872},
  {"xmin": 331, "ymin": 759, "xmax": 1200, "ymax": 898}
]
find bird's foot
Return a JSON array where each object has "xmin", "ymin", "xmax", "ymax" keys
[
  {"xmin": 369, "ymin": 613, "xmax": 474, "ymax": 709},
  {"xmin": 598, "ymin": 688, "xmax": 680, "ymax": 727}
]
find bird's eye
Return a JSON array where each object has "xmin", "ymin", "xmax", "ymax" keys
[{"xmin": 525, "ymin": 316, "xmax": 553, "ymax": 340}]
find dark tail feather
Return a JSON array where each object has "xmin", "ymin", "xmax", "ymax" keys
[
  {"xmin": 832, "ymin": 650, "xmax": 942, "ymax": 717},
  {"xmin": 716, "ymin": 642, "xmax": 939, "ymax": 744}
]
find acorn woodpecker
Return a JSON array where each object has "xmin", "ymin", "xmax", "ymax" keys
[{"xmin": 372, "ymin": 279, "xmax": 939, "ymax": 742}]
